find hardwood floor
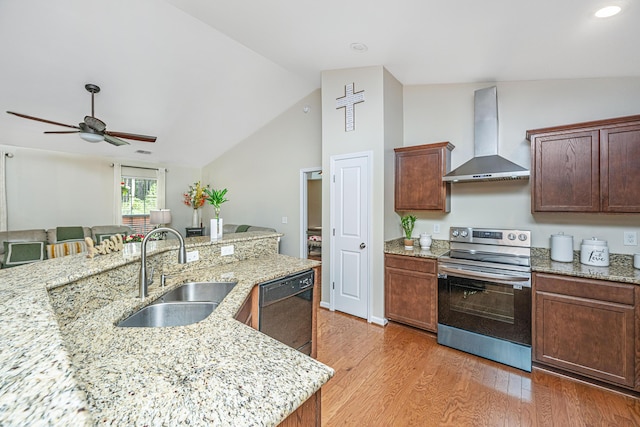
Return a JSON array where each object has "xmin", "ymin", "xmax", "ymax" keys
[{"xmin": 316, "ymin": 309, "xmax": 640, "ymax": 426}]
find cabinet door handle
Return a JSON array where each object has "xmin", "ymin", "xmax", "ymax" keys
[{"xmin": 360, "ymin": 242, "xmax": 366, "ymax": 249}]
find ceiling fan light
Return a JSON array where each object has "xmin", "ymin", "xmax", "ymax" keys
[
  {"xmin": 79, "ymin": 132, "xmax": 104, "ymax": 143},
  {"xmin": 595, "ymin": 5, "xmax": 621, "ymax": 18}
]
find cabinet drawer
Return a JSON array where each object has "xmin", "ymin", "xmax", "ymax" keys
[
  {"xmin": 385, "ymin": 254, "xmax": 435, "ymax": 274},
  {"xmin": 534, "ymin": 273, "xmax": 635, "ymax": 305}
]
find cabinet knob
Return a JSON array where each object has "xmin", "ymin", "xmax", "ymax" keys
[{"xmin": 360, "ymin": 242, "xmax": 366, "ymax": 249}]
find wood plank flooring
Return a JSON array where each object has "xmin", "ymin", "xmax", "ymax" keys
[{"xmin": 316, "ymin": 309, "xmax": 640, "ymax": 426}]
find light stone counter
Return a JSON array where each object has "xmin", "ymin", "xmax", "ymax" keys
[
  {"xmin": 531, "ymin": 248, "xmax": 640, "ymax": 285},
  {"xmin": 385, "ymin": 237, "xmax": 640, "ymax": 285},
  {"xmin": 0, "ymin": 232, "xmax": 333, "ymax": 426},
  {"xmin": 384, "ymin": 238, "xmax": 450, "ymax": 259}
]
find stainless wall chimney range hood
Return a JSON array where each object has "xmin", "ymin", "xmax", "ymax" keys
[{"xmin": 442, "ymin": 86, "xmax": 529, "ymax": 183}]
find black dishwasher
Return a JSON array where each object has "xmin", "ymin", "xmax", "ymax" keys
[{"xmin": 258, "ymin": 270, "xmax": 314, "ymax": 355}]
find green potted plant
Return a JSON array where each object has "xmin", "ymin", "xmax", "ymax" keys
[
  {"xmin": 401, "ymin": 214, "xmax": 416, "ymax": 250},
  {"xmin": 204, "ymin": 187, "xmax": 228, "ymax": 240}
]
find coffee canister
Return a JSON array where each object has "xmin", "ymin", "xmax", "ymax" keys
[
  {"xmin": 550, "ymin": 232, "xmax": 574, "ymax": 262},
  {"xmin": 580, "ymin": 238, "xmax": 609, "ymax": 267}
]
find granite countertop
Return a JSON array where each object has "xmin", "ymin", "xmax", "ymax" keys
[
  {"xmin": 531, "ymin": 248, "xmax": 640, "ymax": 285},
  {"xmin": 0, "ymin": 232, "xmax": 333, "ymax": 426},
  {"xmin": 384, "ymin": 238, "xmax": 640, "ymax": 285},
  {"xmin": 384, "ymin": 238, "xmax": 450, "ymax": 259}
]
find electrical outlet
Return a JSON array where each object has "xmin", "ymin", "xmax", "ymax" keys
[
  {"xmin": 221, "ymin": 245, "xmax": 234, "ymax": 256},
  {"xmin": 623, "ymin": 231, "xmax": 638, "ymax": 246},
  {"xmin": 433, "ymin": 223, "xmax": 441, "ymax": 234},
  {"xmin": 282, "ymin": 216, "xmax": 288, "ymax": 224},
  {"xmin": 186, "ymin": 250, "xmax": 199, "ymax": 262}
]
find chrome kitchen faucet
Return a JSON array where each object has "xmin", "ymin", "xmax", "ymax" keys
[{"xmin": 139, "ymin": 227, "xmax": 187, "ymax": 299}]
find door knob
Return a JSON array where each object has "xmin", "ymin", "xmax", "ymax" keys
[{"xmin": 360, "ymin": 243, "xmax": 366, "ymax": 249}]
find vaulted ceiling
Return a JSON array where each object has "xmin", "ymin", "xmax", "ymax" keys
[{"xmin": 1, "ymin": 0, "xmax": 638, "ymax": 167}]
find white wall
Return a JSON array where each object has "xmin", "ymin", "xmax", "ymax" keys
[
  {"xmin": 383, "ymin": 68, "xmax": 404, "ymax": 240},
  {"xmin": 401, "ymin": 77, "xmax": 640, "ymax": 254},
  {"xmin": 321, "ymin": 66, "xmax": 403, "ymax": 323},
  {"xmin": 1, "ymin": 145, "xmax": 200, "ymax": 232},
  {"xmin": 200, "ymin": 90, "xmax": 322, "ymax": 257}
]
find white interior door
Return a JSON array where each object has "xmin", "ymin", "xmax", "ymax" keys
[{"xmin": 331, "ymin": 152, "xmax": 370, "ymax": 320}]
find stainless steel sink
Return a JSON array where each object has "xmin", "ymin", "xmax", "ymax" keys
[
  {"xmin": 117, "ymin": 301, "xmax": 217, "ymax": 327},
  {"xmin": 117, "ymin": 281, "xmax": 237, "ymax": 328},
  {"xmin": 157, "ymin": 281, "xmax": 237, "ymax": 303}
]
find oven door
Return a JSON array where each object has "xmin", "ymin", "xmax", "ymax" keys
[{"xmin": 437, "ymin": 263, "xmax": 531, "ymax": 346}]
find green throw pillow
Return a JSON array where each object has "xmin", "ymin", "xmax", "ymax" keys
[
  {"xmin": 56, "ymin": 226, "xmax": 85, "ymax": 242},
  {"xmin": 2, "ymin": 241, "xmax": 45, "ymax": 268},
  {"xmin": 95, "ymin": 233, "xmax": 116, "ymax": 243}
]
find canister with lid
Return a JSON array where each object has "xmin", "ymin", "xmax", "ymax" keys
[
  {"xmin": 580, "ymin": 238, "xmax": 609, "ymax": 267},
  {"xmin": 550, "ymin": 232, "xmax": 574, "ymax": 262}
]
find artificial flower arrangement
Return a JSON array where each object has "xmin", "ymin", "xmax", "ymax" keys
[
  {"xmin": 124, "ymin": 233, "xmax": 156, "ymax": 243},
  {"xmin": 183, "ymin": 181, "xmax": 210, "ymax": 209}
]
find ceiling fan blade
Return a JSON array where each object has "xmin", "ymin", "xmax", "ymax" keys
[
  {"xmin": 105, "ymin": 130, "xmax": 157, "ymax": 143},
  {"xmin": 103, "ymin": 134, "xmax": 130, "ymax": 146},
  {"xmin": 44, "ymin": 131, "xmax": 80, "ymax": 134},
  {"xmin": 6, "ymin": 111, "xmax": 80, "ymax": 130}
]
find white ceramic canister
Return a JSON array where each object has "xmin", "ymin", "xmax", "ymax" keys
[
  {"xmin": 419, "ymin": 233, "xmax": 432, "ymax": 249},
  {"xmin": 550, "ymin": 232, "xmax": 574, "ymax": 262},
  {"xmin": 580, "ymin": 238, "xmax": 609, "ymax": 267}
]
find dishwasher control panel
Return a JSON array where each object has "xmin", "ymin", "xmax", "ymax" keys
[{"xmin": 259, "ymin": 269, "xmax": 314, "ymax": 307}]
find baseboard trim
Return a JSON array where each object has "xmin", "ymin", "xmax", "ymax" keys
[
  {"xmin": 319, "ymin": 301, "xmax": 331, "ymax": 310},
  {"xmin": 369, "ymin": 316, "xmax": 387, "ymax": 326}
]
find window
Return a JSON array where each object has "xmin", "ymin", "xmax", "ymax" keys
[
  {"xmin": 121, "ymin": 177, "xmax": 157, "ymax": 233},
  {"xmin": 115, "ymin": 165, "xmax": 166, "ymax": 234}
]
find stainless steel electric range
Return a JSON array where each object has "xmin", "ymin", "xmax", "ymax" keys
[{"xmin": 437, "ymin": 227, "xmax": 532, "ymax": 372}]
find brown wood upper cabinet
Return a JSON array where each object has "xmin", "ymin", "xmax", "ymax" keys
[
  {"xmin": 394, "ymin": 142, "xmax": 454, "ymax": 212},
  {"xmin": 527, "ymin": 115, "xmax": 640, "ymax": 213}
]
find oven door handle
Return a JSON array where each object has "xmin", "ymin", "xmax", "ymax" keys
[{"xmin": 438, "ymin": 266, "xmax": 531, "ymax": 285}]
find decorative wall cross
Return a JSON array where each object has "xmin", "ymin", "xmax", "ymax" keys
[{"xmin": 336, "ymin": 83, "xmax": 365, "ymax": 132}]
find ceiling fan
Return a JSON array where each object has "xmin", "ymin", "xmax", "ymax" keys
[{"xmin": 6, "ymin": 84, "xmax": 157, "ymax": 146}]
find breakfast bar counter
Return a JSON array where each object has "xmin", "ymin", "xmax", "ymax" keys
[{"xmin": 0, "ymin": 232, "xmax": 333, "ymax": 426}]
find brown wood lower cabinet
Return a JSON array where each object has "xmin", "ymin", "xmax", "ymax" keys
[
  {"xmin": 533, "ymin": 272, "xmax": 639, "ymax": 391},
  {"xmin": 279, "ymin": 390, "xmax": 321, "ymax": 427},
  {"xmin": 235, "ymin": 285, "xmax": 259, "ymax": 328},
  {"xmin": 384, "ymin": 254, "xmax": 437, "ymax": 332}
]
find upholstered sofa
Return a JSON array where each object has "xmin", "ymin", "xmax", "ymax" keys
[
  {"xmin": 223, "ymin": 224, "xmax": 277, "ymax": 233},
  {"xmin": 0, "ymin": 225, "xmax": 133, "ymax": 268}
]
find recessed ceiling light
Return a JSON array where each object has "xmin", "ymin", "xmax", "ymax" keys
[
  {"xmin": 595, "ymin": 5, "xmax": 621, "ymax": 18},
  {"xmin": 350, "ymin": 43, "xmax": 368, "ymax": 53}
]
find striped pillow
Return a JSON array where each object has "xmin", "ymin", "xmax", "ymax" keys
[{"xmin": 46, "ymin": 241, "xmax": 88, "ymax": 259}]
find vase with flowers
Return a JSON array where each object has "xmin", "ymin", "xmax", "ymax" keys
[
  {"xmin": 183, "ymin": 181, "xmax": 210, "ymax": 227},
  {"xmin": 203, "ymin": 187, "xmax": 228, "ymax": 240}
]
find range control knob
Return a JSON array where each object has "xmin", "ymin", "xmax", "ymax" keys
[
  {"xmin": 451, "ymin": 229, "xmax": 460, "ymax": 237},
  {"xmin": 508, "ymin": 233, "xmax": 516, "ymax": 240},
  {"xmin": 460, "ymin": 229, "xmax": 469, "ymax": 238},
  {"xmin": 518, "ymin": 234, "xmax": 528, "ymax": 241}
]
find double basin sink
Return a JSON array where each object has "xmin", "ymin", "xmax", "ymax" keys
[{"xmin": 118, "ymin": 281, "xmax": 237, "ymax": 328}]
